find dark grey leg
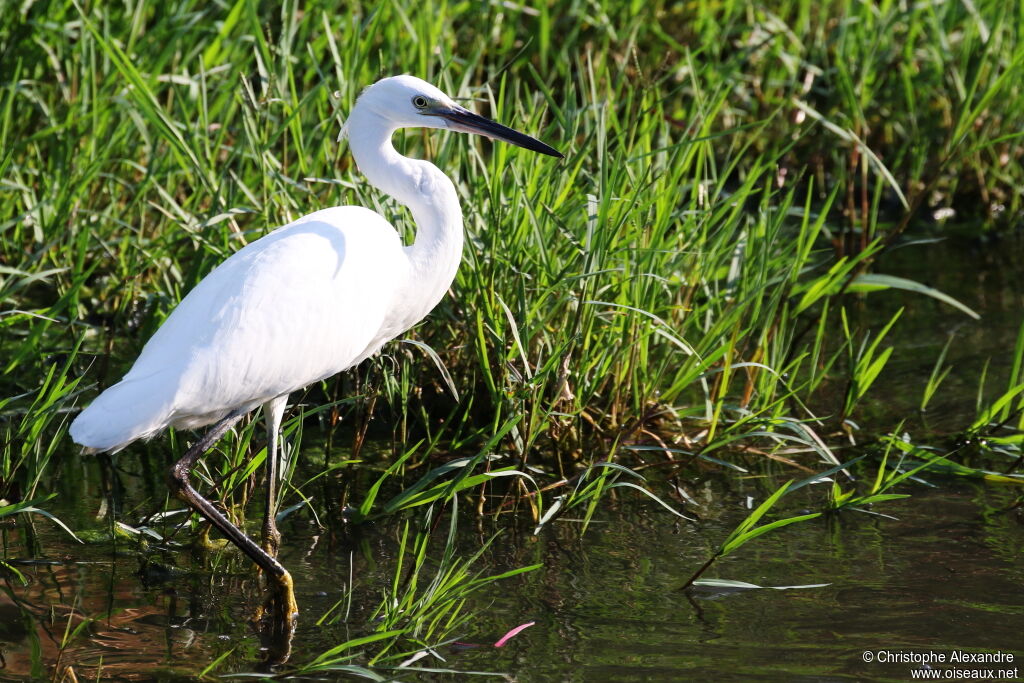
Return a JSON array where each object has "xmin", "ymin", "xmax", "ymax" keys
[{"xmin": 166, "ymin": 408, "xmax": 297, "ymax": 661}]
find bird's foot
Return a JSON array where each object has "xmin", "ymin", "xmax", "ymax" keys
[
  {"xmin": 272, "ymin": 571, "xmax": 299, "ymax": 624},
  {"xmin": 253, "ymin": 571, "xmax": 298, "ymax": 664},
  {"xmin": 194, "ymin": 524, "xmax": 230, "ymax": 551}
]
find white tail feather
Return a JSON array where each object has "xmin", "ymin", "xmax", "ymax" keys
[{"xmin": 70, "ymin": 376, "xmax": 175, "ymax": 453}]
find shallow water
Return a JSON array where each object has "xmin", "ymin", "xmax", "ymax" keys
[
  {"xmin": 3, "ymin": 478, "xmax": 1022, "ymax": 681},
  {"xmin": 2, "ymin": 236, "xmax": 1024, "ymax": 680}
]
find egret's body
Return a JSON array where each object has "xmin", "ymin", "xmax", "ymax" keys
[
  {"xmin": 68, "ymin": 75, "xmax": 560, "ymax": 647},
  {"xmin": 72, "ymin": 206, "xmax": 424, "ymax": 450},
  {"xmin": 72, "ymin": 78, "xmax": 472, "ymax": 452}
]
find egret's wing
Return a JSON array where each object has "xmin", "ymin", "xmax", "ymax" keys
[{"xmin": 71, "ymin": 207, "xmax": 406, "ymax": 450}]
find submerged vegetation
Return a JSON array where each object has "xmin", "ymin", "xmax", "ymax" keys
[{"xmin": 2, "ymin": 0, "xmax": 1023, "ymax": 677}]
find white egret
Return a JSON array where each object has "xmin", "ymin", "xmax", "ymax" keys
[{"xmin": 69, "ymin": 75, "xmax": 561, "ymax": 630}]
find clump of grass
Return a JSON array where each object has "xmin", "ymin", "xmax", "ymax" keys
[
  {"xmin": 1, "ymin": 355, "xmax": 81, "ymax": 499},
  {"xmin": 293, "ymin": 501, "xmax": 539, "ymax": 677},
  {"xmin": 680, "ymin": 479, "xmax": 822, "ymax": 590}
]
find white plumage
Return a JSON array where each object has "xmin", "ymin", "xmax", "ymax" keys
[
  {"xmin": 71, "ymin": 74, "xmax": 560, "ymax": 454},
  {"xmin": 68, "ymin": 73, "xmax": 560, "ymax": 632},
  {"xmin": 72, "ymin": 206, "xmax": 406, "ymax": 450}
]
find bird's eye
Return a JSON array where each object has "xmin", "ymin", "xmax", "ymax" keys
[{"xmin": 412, "ymin": 95, "xmax": 429, "ymax": 109}]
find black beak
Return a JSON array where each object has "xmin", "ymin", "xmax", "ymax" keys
[{"xmin": 437, "ymin": 106, "xmax": 563, "ymax": 158}]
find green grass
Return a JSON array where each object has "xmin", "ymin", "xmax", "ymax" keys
[
  {"xmin": 2, "ymin": 0, "xmax": 1021, "ymax": 462},
  {"xmin": 2, "ymin": 0, "xmax": 1024, "ymax": 676}
]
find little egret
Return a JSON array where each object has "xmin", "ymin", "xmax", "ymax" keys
[{"xmin": 70, "ymin": 75, "xmax": 561, "ymax": 631}]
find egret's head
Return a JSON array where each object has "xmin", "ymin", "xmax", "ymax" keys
[{"xmin": 350, "ymin": 75, "xmax": 562, "ymax": 158}]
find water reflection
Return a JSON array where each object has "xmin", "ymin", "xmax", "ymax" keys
[
  {"xmin": 2, "ymin": 476, "xmax": 1022, "ymax": 680},
  {"xmin": 0, "ymin": 556, "xmax": 233, "ymax": 681}
]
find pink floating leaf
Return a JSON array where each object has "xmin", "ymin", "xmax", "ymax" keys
[{"xmin": 493, "ymin": 621, "xmax": 536, "ymax": 648}]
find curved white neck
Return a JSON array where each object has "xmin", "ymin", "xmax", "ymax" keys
[{"xmin": 346, "ymin": 109, "xmax": 465, "ymax": 327}]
